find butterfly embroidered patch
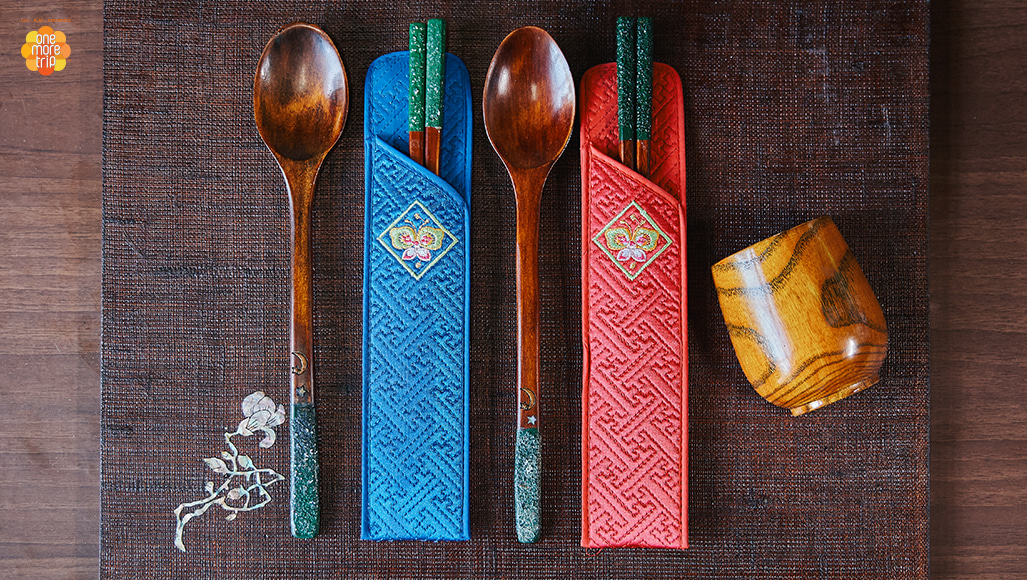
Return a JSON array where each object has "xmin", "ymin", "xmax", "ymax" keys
[
  {"xmin": 593, "ymin": 200, "xmax": 672, "ymax": 280},
  {"xmin": 378, "ymin": 200, "xmax": 458, "ymax": 280}
]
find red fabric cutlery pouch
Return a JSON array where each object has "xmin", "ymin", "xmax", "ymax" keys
[{"xmin": 580, "ymin": 62, "xmax": 688, "ymax": 549}]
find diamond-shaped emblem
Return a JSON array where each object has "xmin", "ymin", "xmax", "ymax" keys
[
  {"xmin": 593, "ymin": 201, "xmax": 672, "ymax": 280},
  {"xmin": 377, "ymin": 200, "xmax": 458, "ymax": 280}
]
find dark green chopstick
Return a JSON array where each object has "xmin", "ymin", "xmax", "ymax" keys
[
  {"xmin": 409, "ymin": 22, "xmax": 427, "ymax": 166},
  {"xmin": 616, "ymin": 16, "xmax": 637, "ymax": 170},
  {"xmin": 425, "ymin": 18, "xmax": 446, "ymax": 175},
  {"xmin": 635, "ymin": 17, "xmax": 653, "ymax": 178}
]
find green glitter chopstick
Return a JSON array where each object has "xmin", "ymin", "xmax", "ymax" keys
[
  {"xmin": 408, "ymin": 22, "xmax": 427, "ymax": 166},
  {"xmin": 616, "ymin": 16, "xmax": 637, "ymax": 170},
  {"xmin": 635, "ymin": 17, "xmax": 653, "ymax": 178},
  {"xmin": 425, "ymin": 18, "xmax": 446, "ymax": 175}
]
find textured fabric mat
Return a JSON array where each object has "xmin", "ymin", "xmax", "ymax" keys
[{"xmin": 101, "ymin": 1, "xmax": 928, "ymax": 578}]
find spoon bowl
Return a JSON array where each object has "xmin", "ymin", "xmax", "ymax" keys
[
  {"xmin": 483, "ymin": 26, "xmax": 575, "ymax": 544},
  {"xmin": 255, "ymin": 23, "xmax": 348, "ymax": 162},
  {"xmin": 253, "ymin": 21, "xmax": 348, "ymax": 540},
  {"xmin": 484, "ymin": 27, "xmax": 576, "ymax": 171}
]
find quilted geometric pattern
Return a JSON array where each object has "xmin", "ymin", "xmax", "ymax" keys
[
  {"xmin": 580, "ymin": 63, "xmax": 688, "ymax": 549},
  {"xmin": 362, "ymin": 52, "xmax": 471, "ymax": 541}
]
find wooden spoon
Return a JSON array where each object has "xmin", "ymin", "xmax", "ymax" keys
[
  {"xmin": 483, "ymin": 26, "xmax": 575, "ymax": 544},
  {"xmin": 253, "ymin": 22, "xmax": 348, "ymax": 539}
]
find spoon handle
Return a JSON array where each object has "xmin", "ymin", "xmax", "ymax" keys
[
  {"xmin": 512, "ymin": 168, "xmax": 549, "ymax": 543},
  {"xmin": 287, "ymin": 169, "xmax": 320, "ymax": 539}
]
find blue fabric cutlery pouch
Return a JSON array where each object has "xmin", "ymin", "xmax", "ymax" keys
[{"xmin": 361, "ymin": 51, "xmax": 471, "ymax": 541}]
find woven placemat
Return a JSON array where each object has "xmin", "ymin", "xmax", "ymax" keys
[{"xmin": 101, "ymin": 1, "xmax": 928, "ymax": 578}]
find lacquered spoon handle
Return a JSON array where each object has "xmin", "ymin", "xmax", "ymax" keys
[
  {"xmin": 515, "ymin": 197, "xmax": 540, "ymax": 543},
  {"xmin": 285, "ymin": 163, "xmax": 320, "ymax": 539},
  {"xmin": 512, "ymin": 166, "xmax": 550, "ymax": 544}
]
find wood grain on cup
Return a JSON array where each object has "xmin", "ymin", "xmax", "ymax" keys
[{"xmin": 712, "ymin": 217, "xmax": 888, "ymax": 415}]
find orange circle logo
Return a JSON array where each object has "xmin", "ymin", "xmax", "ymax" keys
[{"xmin": 21, "ymin": 26, "xmax": 71, "ymax": 76}]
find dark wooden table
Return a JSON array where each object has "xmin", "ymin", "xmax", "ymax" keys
[{"xmin": 0, "ymin": 1, "xmax": 1023, "ymax": 578}]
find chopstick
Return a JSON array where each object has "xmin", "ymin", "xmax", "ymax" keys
[
  {"xmin": 617, "ymin": 17, "xmax": 654, "ymax": 177},
  {"xmin": 616, "ymin": 16, "xmax": 637, "ymax": 171},
  {"xmin": 408, "ymin": 23, "xmax": 427, "ymax": 166},
  {"xmin": 635, "ymin": 17, "xmax": 652, "ymax": 179},
  {"xmin": 425, "ymin": 18, "xmax": 446, "ymax": 175}
]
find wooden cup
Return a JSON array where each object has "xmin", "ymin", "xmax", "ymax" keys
[{"xmin": 711, "ymin": 217, "xmax": 888, "ymax": 416}]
